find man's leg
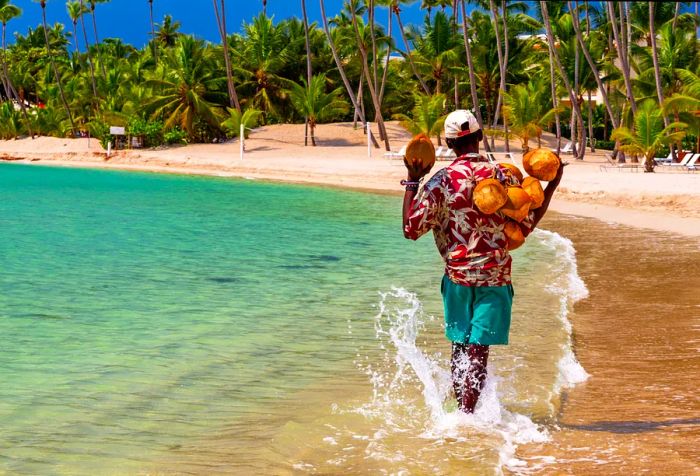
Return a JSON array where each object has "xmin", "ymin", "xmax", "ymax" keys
[{"xmin": 451, "ymin": 343, "xmax": 490, "ymax": 413}]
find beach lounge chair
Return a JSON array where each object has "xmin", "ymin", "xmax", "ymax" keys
[
  {"xmin": 685, "ymin": 154, "xmax": 700, "ymax": 172},
  {"xmin": 437, "ymin": 147, "xmax": 456, "ymax": 160},
  {"xmin": 599, "ymin": 153, "xmax": 643, "ymax": 172},
  {"xmin": 558, "ymin": 141, "xmax": 573, "ymax": 154},
  {"xmin": 383, "ymin": 145, "xmax": 406, "ymax": 160},
  {"xmin": 659, "ymin": 152, "xmax": 696, "ymax": 169},
  {"xmin": 653, "ymin": 150, "xmax": 675, "ymax": 165}
]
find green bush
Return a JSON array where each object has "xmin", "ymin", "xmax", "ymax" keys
[
  {"xmin": 164, "ymin": 128, "xmax": 188, "ymax": 145},
  {"xmin": 0, "ymin": 102, "xmax": 23, "ymax": 139},
  {"xmin": 87, "ymin": 119, "xmax": 113, "ymax": 149},
  {"xmin": 595, "ymin": 139, "xmax": 616, "ymax": 150},
  {"xmin": 127, "ymin": 118, "xmax": 164, "ymax": 147}
]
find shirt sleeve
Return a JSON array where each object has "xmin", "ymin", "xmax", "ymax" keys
[{"xmin": 404, "ymin": 174, "xmax": 443, "ymax": 241}]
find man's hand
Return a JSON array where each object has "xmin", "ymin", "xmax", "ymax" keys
[{"xmin": 403, "ymin": 154, "xmax": 434, "ymax": 182}]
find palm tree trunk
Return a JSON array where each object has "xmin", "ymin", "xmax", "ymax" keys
[
  {"xmin": 393, "ymin": 4, "xmax": 431, "ymax": 95},
  {"xmin": 301, "ymin": 0, "xmax": 313, "ymax": 146},
  {"xmin": 149, "ymin": 0, "xmax": 157, "ymax": 64},
  {"xmin": 72, "ymin": 22, "xmax": 80, "ymax": 56},
  {"xmin": 672, "ymin": 2, "xmax": 680, "ymax": 33},
  {"xmin": 213, "ymin": 0, "xmax": 241, "ymax": 112},
  {"xmin": 79, "ymin": 0, "xmax": 98, "ymax": 98},
  {"xmin": 541, "ymin": 1, "xmax": 582, "ymax": 159},
  {"xmin": 452, "ymin": 0, "xmax": 459, "ymax": 108},
  {"xmin": 649, "ymin": 3, "xmax": 668, "ymax": 127},
  {"xmin": 351, "ymin": 6, "xmax": 391, "ymax": 151},
  {"xmin": 2, "ymin": 22, "xmax": 34, "ymax": 137},
  {"xmin": 378, "ymin": 5, "xmax": 392, "ymax": 106},
  {"xmin": 460, "ymin": 0, "xmax": 490, "ymax": 152},
  {"xmin": 587, "ymin": 90, "xmax": 595, "ymax": 152},
  {"xmin": 40, "ymin": 1, "xmax": 76, "ymax": 136},
  {"xmin": 606, "ymin": 1, "xmax": 636, "ymax": 115},
  {"xmin": 354, "ymin": 74, "xmax": 363, "ymax": 128},
  {"xmin": 489, "ymin": 0, "xmax": 505, "ymax": 132},
  {"xmin": 319, "ymin": 0, "xmax": 379, "ymax": 148},
  {"xmin": 90, "ymin": 3, "xmax": 107, "ymax": 80},
  {"xmin": 501, "ymin": 0, "xmax": 509, "ymax": 152}
]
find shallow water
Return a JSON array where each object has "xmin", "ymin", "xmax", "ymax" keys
[{"xmin": 0, "ymin": 164, "xmax": 587, "ymax": 474}]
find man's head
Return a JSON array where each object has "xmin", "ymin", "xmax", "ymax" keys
[{"xmin": 444, "ymin": 110, "xmax": 483, "ymax": 155}]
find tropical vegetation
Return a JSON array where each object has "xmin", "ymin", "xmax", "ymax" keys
[{"xmin": 0, "ymin": 0, "xmax": 697, "ymax": 171}]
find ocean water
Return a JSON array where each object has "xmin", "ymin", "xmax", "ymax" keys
[{"xmin": 0, "ymin": 163, "xmax": 587, "ymax": 475}]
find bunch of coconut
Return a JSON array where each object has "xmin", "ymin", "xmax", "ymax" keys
[{"xmin": 473, "ymin": 149, "xmax": 560, "ymax": 250}]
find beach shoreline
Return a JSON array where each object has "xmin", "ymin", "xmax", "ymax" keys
[{"xmin": 2, "ymin": 125, "xmax": 699, "ymax": 237}]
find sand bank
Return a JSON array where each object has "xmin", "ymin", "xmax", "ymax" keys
[{"xmin": 2, "ymin": 123, "xmax": 698, "ymax": 237}]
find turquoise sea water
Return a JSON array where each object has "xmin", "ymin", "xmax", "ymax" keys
[{"xmin": 0, "ymin": 163, "xmax": 587, "ymax": 474}]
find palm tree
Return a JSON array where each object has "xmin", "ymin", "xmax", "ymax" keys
[
  {"xmin": 459, "ymin": 0, "xmax": 489, "ymax": 152},
  {"xmin": 87, "ymin": 0, "xmax": 109, "ymax": 80},
  {"xmin": 301, "ymin": 0, "xmax": 313, "ymax": 145},
  {"xmin": 606, "ymin": 1, "xmax": 636, "ymax": 115},
  {"xmin": 0, "ymin": 0, "xmax": 21, "ymax": 101},
  {"xmin": 77, "ymin": 0, "xmax": 98, "ymax": 99},
  {"xmin": 34, "ymin": 0, "xmax": 76, "ymax": 135},
  {"xmin": 502, "ymin": 79, "xmax": 558, "ymax": 152},
  {"xmin": 611, "ymin": 100, "xmax": 686, "ymax": 172},
  {"xmin": 65, "ymin": 1, "xmax": 83, "ymax": 55},
  {"xmin": 288, "ymin": 74, "xmax": 349, "ymax": 146},
  {"xmin": 212, "ymin": 0, "xmax": 241, "ymax": 112},
  {"xmin": 221, "ymin": 107, "xmax": 263, "ymax": 138},
  {"xmin": 144, "ymin": 36, "xmax": 224, "ymax": 140},
  {"xmin": 147, "ymin": 0, "xmax": 156, "ymax": 64},
  {"xmin": 393, "ymin": 92, "xmax": 447, "ymax": 140},
  {"xmin": 319, "ymin": 0, "xmax": 379, "ymax": 148},
  {"xmin": 390, "ymin": 0, "xmax": 431, "ymax": 94},
  {"xmin": 155, "ymin": 14, "xmax": 181, "ymax": 47},
  {"xmin": 540, "ymin": 0, "xmax": 585, "ymax": 159},
  {"xmin": 649, "ymin": 3, "xmax": 667, "ymax": 126},
  {"xmin": 663, "ymin": 69, "xmax": 700, "ymax": 153}
]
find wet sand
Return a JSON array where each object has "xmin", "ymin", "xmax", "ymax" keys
[{"xmin": 514, "ymin": 214, "xmax": 700, "ymax": 474}]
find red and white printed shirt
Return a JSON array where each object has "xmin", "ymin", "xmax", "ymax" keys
[{"xmin": 404, "ymin": 155, "xmax": 534, "ymax": 287}]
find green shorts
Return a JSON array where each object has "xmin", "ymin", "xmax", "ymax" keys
[{"xmin": 441, "ymin": 274, "xmax": 513, "ymax": 345}]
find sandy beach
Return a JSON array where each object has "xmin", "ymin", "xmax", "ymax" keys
[
  {"xmin": 1, "ymin": 122, "xmax": 699, "ymax": 237},
  {"xmin": 2, "ymin": 125, "xmax": 699, "ymax": 474}
]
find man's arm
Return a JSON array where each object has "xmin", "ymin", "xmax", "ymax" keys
[
  {"xmin": 531, "ymin": 162, "xmax": 566, "ymax": 229},
  {"xmin": 402, "ymin": 187, "xmax": 418, "ymax": 238}
]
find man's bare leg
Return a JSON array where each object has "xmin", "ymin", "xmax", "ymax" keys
[{"xmin": 451, "ymin": 343, "xmax": 490, "ymax": 413}]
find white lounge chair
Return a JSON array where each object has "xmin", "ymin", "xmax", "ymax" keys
[
  {"xmin": 654, "ymin": 150, "xmax": 675, "ymax": 165},
  {"xmin": 659, "ymin": 152, "xmax": 696, "ymax": 167},
  {"xmin": 599, "ymin": 153, "xmax": 643, "ymax": 172},
  {"xmin": 556, "ymin": 141, "xmax": 573, "ymax": 154},
  {"xmin": 685, "ymin": 154, "xmax": 700, "ymax": 172},
  {"xmin": 383, "ymin": 145, "xmax": 406, "ymax": 160}
]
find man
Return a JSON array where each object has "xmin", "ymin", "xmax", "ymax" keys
[{"xmin": 401, "ymin": 110, "xmax": 564, "ymax": 413}]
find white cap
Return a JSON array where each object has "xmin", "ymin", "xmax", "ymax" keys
[{"xmin": 444, "ymin": 110, "xmax": 480, "ymax": 139}]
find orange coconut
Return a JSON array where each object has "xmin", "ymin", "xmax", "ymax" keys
[
  {"xmin": 521, "ymin": 176, "xmax": 545, "ymax": 209},
  {"xmin": 498, "ymin": 162, "xmax": 524, "ymax": 183},
  {"xmin": 523, "ymin": 148, "xmax": 560, "ymax": 181},
  {"xmin": 499, "ymin": 186, "xmax": 532, "ymax": 222},
  {"xmin": 504, "ymin": 221, "xmax": 525, "ymax": 251},
  {"xmin": 404, "ymin": 133, "xmax": 436, "ymax": 174},
  {"xmin": 473, "ymin": 178, "xmax": 508, "ymax": 215}
]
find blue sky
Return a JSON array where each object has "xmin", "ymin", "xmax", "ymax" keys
[{"xmin": 8, "ymin": 0, "xmax": 440, "ymax": 48}]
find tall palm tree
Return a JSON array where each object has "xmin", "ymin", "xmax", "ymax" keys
[
  {"xmin": 606, "ymin": 1, "xmax": 635, "ymax": 115},
  {"xmin": 540, "ymin": 1, "xmax": 585, "ymax": 159},
  {"xmin": 34, "ymin": 0, "xmax": 76, "ymax": 135},
  {"xmin": 488, "ymin": 0, "xmax": 506, "ymax": 151},
  {"xmin": 502, "ymin": 78, "xmax": 558, "ymax": 152},
  {"xmin": 212, "ymin": 0, "xmax": 241, "ymax": 112},
  {"xmin": 319, "ymin": 0, "xmax": 379, "ymax": 148},
  {"xmin": 0, "ymin": 0, "xmax": 21, "ymax": 101},
  {"xmin": 393, "ymin": 92, "xmax": 447, "ymax": 140},
  {"xmin": 348, "ymin": 0, "xmax": 391, "ymax": 150},
  {"xmin": 459, "ymin": 0, "xmax": 489, "ymax": 152},
  {"xmin": 289, "ymin": 74, "xmax": 349, "ymax": 146},
  {"xmin": 87, "ymin": 0, "xmax": 109, "ymax": 80},
  {"xmin": 648, "ymin": 2, "xmax": 667, "ymax": 126},
  {"xmin": 78, "ymin": 0, "xmax": 98, "ymax": 99},
  {"xmin": 390, "ymin": 0, "xmax": 431, "ymax": 94},
  {"xmin": 301, "ymin": 0, "xmax": 313, "ymax": 145},
  {"xmin": 66, "ymin": 1, "xmax": 82, "ymax": 55},
  {"xmin": 147, "ymin": 0, "xmax": 156, "ymax": 64}
]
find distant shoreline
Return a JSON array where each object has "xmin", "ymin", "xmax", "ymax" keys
[{"xmin": 2, "ymin": 124, "xmax": 699, "ymax": 238}]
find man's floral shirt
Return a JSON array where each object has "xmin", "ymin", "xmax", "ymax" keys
[{"xmin": 405, "ymin": 156, "xmax": 534, "ymax": 287}]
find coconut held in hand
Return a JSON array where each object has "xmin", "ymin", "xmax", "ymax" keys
[
  {"xmin": 521, "ymin": 177, "xmax": 545, "ymax": 209},
  {"xmin": 523, "ymin": 148, "xmax": 560, "ymax": 182},
  {"xmin": 499, "ymin": 186, "xmax": 532, "ymax": 222},
  {"xmin": 403, "ymin": 133, "xmax": 436, "ymax": 178},
  {"xmin": 504, "ymin": 221, "xmax": 525, "ymax": 251},
  {"xmin": 473, "ymin": 178, "xmax": 508, "ymax": 215}
]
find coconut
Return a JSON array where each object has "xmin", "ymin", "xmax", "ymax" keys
[
  {"xmin": 473, "ymin": 178, "xmax": 508, "ymax": 215},
  {"xmin": 504, "ymin": 221, "xmax": 525, "ymax": 251},
  {"xmin": 498, "ymin": 162, "xmax": 524, "ymax": 183},
  {"xmin": 521, "ymin": 176, "xmax": 545, "ymax": 209},
  {"xmin": 499, "ymin": 186, "xmax": 532, "ymax": 222},
  {"xmin": 405, "ymin": 133, "xmax": 436, "ymax": 173},
  {"xmin": 523, "ymin": 148, "xmax": 560, "ymax": 181}
]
